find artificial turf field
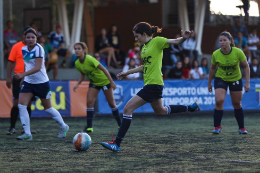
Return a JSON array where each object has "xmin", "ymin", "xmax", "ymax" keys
[{"xmin": 0, "ymin": 111, "xmax": 260, "ymax": 172}]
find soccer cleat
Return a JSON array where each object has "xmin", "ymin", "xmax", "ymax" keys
[
  {"xmin": 16, "ymin": 134, "xmax": 33, "ymax": 140},
  {"xmin": 213, "ymin": 126, "xmax": 222, "ymax": 134},
  {"xmin": 82, "ymin": 127, "xmax": 93, "ymax": 133},
  {"xmin": 239, "ymin": 128, "xmax": 248, "ymax": 134},
  {"xmin": 188, "ymin": 102, "xmax": 200, "ymax": 112},
  {"xmin": 101, "ymin": 136, "xmax": 120, "ymax": 152},
  {"xmin": 6, "ymin": 128, "xmax": 16, "ymax": 135},
  {"xmin": 58, "ymin": 124, "xmax": 69, "ymax": 138}
]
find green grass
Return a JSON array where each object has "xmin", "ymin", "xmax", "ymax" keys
[{"xmin": 1, "ymin": 112, "xmax": 260, "ymax": 172}]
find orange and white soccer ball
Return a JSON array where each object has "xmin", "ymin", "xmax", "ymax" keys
[{"xmin": 73, "ymin": 133, "xmax": 92, "ymax": 151}]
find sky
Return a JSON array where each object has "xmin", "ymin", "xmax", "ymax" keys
[{"xmin": 210, "ymin": 0, "xmax": 259, "ymax": 16}]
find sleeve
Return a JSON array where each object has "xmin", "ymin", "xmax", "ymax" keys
[
  {"xmin": 154, "ymin": 37, "xmax": 170, "ymax": 50},
  {"xmin": 8, "ymin": 44, "xmax": 17, "ymax": 61},
  {"xmin": 122, "ymin": 65, "xmax": 129, "ymax": 72},
  {"xmin": 90, "ymin": 56, "xmax": 100, "ymax": 68},
  {"xmin": 211, "ymin": 53, "xmax": 216, "ymax": 65},
  {"xmin": 60, "ymin": 35, "xmax": 65, "ymax": 43},
  {"xmin": 48, "ymin": 32, "xmax": 54, "ymax": 39},
  {"xmin": 238, "ymin": 49, "xmax": 247, "ymax": 62},
  {"xmin": 35, "ymin": 45, "xmax": 45, "ymax": 58},
  {"xmin": 198, "ymin": 67, "xmax": 203, "ymax": 74}
]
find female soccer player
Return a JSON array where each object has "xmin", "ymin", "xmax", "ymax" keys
[
  {"xmin": 73, "ymin": 42, "xmax": 121, "ymax": 133},
  {"xmin": 14, "ymin": 28, "xmax": 69, "ymax": 140},
  {"xmin": 208, "ymin": 31, "xmax": 250, "ymax": 134},
  {"xmin": 101, "ymin": 22, "xmax": 200, "ymax": 152}
]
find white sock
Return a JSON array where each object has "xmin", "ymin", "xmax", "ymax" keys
[
  {"xmin": 18, "ymin": 104, "xmax": 31, "ymax": 135},
  {"xmin": 45, "ymin": 107, "xmax": 66, "ymax": 128}
]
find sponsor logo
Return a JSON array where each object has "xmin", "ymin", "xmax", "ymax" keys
[{"xmin": 113, "ymin": 85, "xmax": 124, "ymax": 107}]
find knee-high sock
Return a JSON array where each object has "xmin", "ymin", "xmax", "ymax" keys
[
  {"xmin": 214, "ymin": 109, "xmax": 224, "ymax": 127},
  {"xmin": 45, "ymin": 107, "xmax": 66, "ymax": 128},
  {"xmin": 86, "ymin": 108, "xmax": 94, "ymax": 128},
  {"xmin": 234, "ymin": 108, "xmax": 244, "ymax": 129},
  {"xmin": 165, "ymin": 105, "xmax": 188, "ymax": 114},
  {"xmin": 10, "ymin": 106, "xmax": 19, "ymax": 128},
  {"xmin": 111, "ymin": 107, "xmax": 121, "ymax": 126},
  {"xmin": 115, "ymin": 114, "xmax": 132, "ymax": 147},
  {"xmin": 18, "ymin": 104, "xmax": 31, "ymax": 135},
  {"xmin": 27, "ymin": 106, "xmax": 32, "ymax": 118}
]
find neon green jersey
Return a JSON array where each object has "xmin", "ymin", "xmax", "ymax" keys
[
  {"xmin": 141, "ymin": 36, "xmax": 170, "ymax": 85},
  {"xmin": 211, "ymin": 47, "xmax": 246, "ymax": 82},
  {"xmin": 75, "ymin": 55, "xmax": 110, "ymax": 86}
]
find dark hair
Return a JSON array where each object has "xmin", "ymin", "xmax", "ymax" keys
[
  {"xmin": 201, "ymin": 57, "xmax": 208, "ymax": 67},
  {"xmin": 6, "ymin": 20, "xmax": 12, "ymax": 25},
  {"xmin": 192, "ymin": 60, "xmax": 199, "ymax": 68},
  {"xmin": 250, "ymin": 28, "xmax": 257, "ymax": 32},
  {"xmin": 22, "ymin": 26, "xmax": 31, "ymax": 34},
  {"xmin": 74, "ymin": 42, "xmax": 88, "ymax": 54},
  {"xmin": 109, "ymin": 24, "xmax": 118, "ymax": 35},
  {"xmin": 25, "ymin": 28, "xmax": 38, "ymax": 37},
  {"xmin": 133, "ymin": 22, "xmax": 162, "ymax": 36},
  {"xmin": 219, "ymin": 31, "xmax": 235, "ymax": 47}
]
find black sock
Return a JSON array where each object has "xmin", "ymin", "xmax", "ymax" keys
[
  {"xmin": 86, "ymin": 108, "xmax": 94, "ymax": 128},
  {"xmin": 10, "ymin": 106, "xmax": 19, "ymax": 128},
  {"xmin": 166, "ymin": 105, "xmax": 187, "ymax": 114},
  {"xmin": 115, "ymin": 114, "xmax": 132, "ymax": 147},
  {"xmin": 111, "ymin": 107, "xmax": 121, "ymax": 126},
  {"xmin": 234, "ymin": 108, "xmax": 244, "ymax": 129},
  {"xmin": 214, "ymin": 109, "xmax": 223, "ymax": 127},
  {"xmin": 27, "ymin": 106, "xmax": 32, "ymax": 118}
]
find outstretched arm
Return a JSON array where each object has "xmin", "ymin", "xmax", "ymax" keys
[
  {"xmin": 167, "ymin": 30, "xmax": 194, "ymax": 45},
  {"xmin": 117, "ymin": 65, "xmax": 143, "ymax": 80}
]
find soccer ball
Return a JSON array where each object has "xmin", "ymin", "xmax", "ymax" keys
[{"xmin": 73, "ymin": 133, "xmax": 92, "ymax": 151}]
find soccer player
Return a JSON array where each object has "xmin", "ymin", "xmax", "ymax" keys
[
  {"xmin": 14, "ymin": 28, "xmax": 69, "ymax": 140},
  {"xmin": 6, "ymin": 26, "xmax": 35, "ymax": 135},
  {"xmin": 73, "ymin": 42, "xmax": 121, "ymax": 133},
  {"xmin": 208, "ymin": 31, "xmax": 250, "ymax": 134},
  {"xmin": 101, "ymin": 22, "xmax": 200, "ymax": 152}
]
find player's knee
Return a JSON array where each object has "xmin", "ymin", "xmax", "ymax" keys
[
  {"xmin": 232, "ymin": 102, "xmax": 241, "ymax": 109},
  {"xmin": 123, "ymin": 106, "xmax": 133, "ymax": 114},
  {"xmin": 215, "ymin": 99, "xmax": 224, "ymax": 107}
]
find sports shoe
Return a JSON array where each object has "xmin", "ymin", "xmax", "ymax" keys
[
  {"xmin": 58, "ymin": 124, "xmax": 69, "ymax": 138},
  {"xmin": 6, "ymin": 128, "xmax": 16, "ymax": 135},
  {"xmin": 101, "ymin": 136, "xmax": 120, "ymax": 152},
  {"xmin": 16, "ymin": 134, "xmax": 33, "ymax": 140},
  {"xmin": 213, "ymin": 126, "xmax": 222, "ymax": 134},
  {"xmin": 239, "ymin": 128, "xmax": 248, "ymax": 134},
  {"xmin": 188, "ymin": 102, "xmax": 200, "ymax": 112},
  {"xmin": 82, "ymin": 127, "xmax": 93, "ymax": 133}
]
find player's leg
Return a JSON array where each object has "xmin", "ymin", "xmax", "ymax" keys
[
  {"xmin": 101, "ymin": 95, "xmax": 146, "ymax": 152},
  {"xmin": 229, "ymin": 79, "xmax": 247, "ymax": 134},
  {"xmin": 103, "ymin": 85, "xmax": 121, "ymax": 127}
]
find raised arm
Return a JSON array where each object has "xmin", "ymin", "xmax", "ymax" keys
[
  {"xmin": 167, "ymin": 30, "xmax": 194, "ymax": 45},
  {"xmin": 117, "ymin": 65, "xmax": 144, "ymax": 80}
]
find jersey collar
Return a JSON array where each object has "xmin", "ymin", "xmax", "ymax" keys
[{"xmin": 220, "ymin": 47, "xmax": 232, "ymax": 55}]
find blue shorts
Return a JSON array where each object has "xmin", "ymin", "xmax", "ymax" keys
[
  {"xmin": 89, "ymin": 83, "xmax": 111, "ymax": 91},
  {"xmin": 137, "ymin": 85, "xmax": 163, "ymax": 102},
  {"xmin": 214, "ymin": 77, "xmax": 243, "ymax": 92},
  {"xmin": 20, "ymin": 81, "xmax": 52, "ymax": 99}
]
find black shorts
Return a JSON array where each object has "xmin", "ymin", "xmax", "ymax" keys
[
  {"xmin": 12, "ymin": 77, "xmax": 36, "ymax": 101},
  {"xmin": 214, "ymin": 77, "xmax": 243, "ymax": 92},
  {"xmin": 89, "ymin": 83, "xmax": 111, "ymax": 91},
  {"xmin": 137, "ymin": 85, "xmax": 163, "ymax": 102},
  {"xmin": 57, "ymin": 48, "xmax": 67, "ymax": 57},
  {"xmin": 20, "ymin": 81, "xmax": 52, "ymax": 99}
]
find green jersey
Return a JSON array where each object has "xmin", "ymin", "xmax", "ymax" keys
[
  {"xmin": 211, "ymin": 47, "xmax": 246, "ymax": 82},
  {"xmin": 75, "ymin": 55, "xmax": 110, "ymax": 86},
  {"xmin": 141, "ymin": 36, "xmax": 170, "ymax": 86}
]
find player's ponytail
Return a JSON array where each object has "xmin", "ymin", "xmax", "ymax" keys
[
  {"xmin": 220, "ymin": 31, "xmax": 234, "ymax": 47},
  {"xmin": 133, "ymin": 22, "xmax": 162, "ymax": 36},
  {"xmin": 74, "ymin": 42, "xmax": 88, "ymax": 54}
]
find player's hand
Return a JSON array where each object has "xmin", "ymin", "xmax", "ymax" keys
[
  {"xmin": 116, "ymin": 72, "xmax": 127, "ymax": 80},
  {"xmin": 111, "ymin": 81, "xmax": 117, "ymax": 90},
  {"xmin": 73, "ymin": 84, "xmax": 79, "ymax": 92},
  {"xmin": 244, "ymin": 82, "xmax": 250, "ymax": 92},
  {"xmin": 13, "ymin": 73, "xmax": 24, "ymax": 80},
  {"xmin": 208, "ymin": 83, "xmax": 212, "ymax": 93},
  {"xmin": 181, "ymin": 30, "xmax": 193, "ymax": 39},
  {"xmin": 6, "ymin": 78, "xmax": 12, "ymax": 89}
]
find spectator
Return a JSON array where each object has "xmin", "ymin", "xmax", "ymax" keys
[
  {"xmin": 189, "ymin": 60, "xmax": 203, "ymax": 79},
  {"xmin": 122, "ymin": 58, "xmax": 140, "ymax": 80},
  {"xmin": 48, "ymin": 24, "xmax": 71, "ymax": 68},
  {"xmin": 30, "ymin": 22, "xmax": 42, "ymax": 37},
  {"xmin": 170, "ymin": 33, "xmax": 184, "ymax": 62},
  {"xmin": 234, "ymin": 31, "xmax": 252, "ymax": 63},
  {"xmin": 182, "ymin": 56, "xmax": 191, "ymax": 79},
  {"xmin": 250, "ymin": 58, "xmax": 260, "ymax": 78},
  {"xmin": 201, "ymin": 57, "xmax": 209, "ymax": 79},
  {"xmin": 95, "ymin": 28, "xmax": 119, "ymax": 68},
  {"xmin": 108, "ymin": 24, "xmax": 125, "ymax": 66},
  {"xmin": 127, "ymin": 41, "xmax": 141, "ymax": 65},
  {"xmin": 181, "ymin": 32, "xmax": 198, "ymax": 61},
  {"xmin": 232, "ymin": 18, "xmax": 248, "ymax": 37},
  {"xmin": 248, "ymin": 28, "xmax": 260, "ymax": 59},
  {"xmin": 94, "ymin": 52, "xmax": 107, "ymax": 68},
  {"xmin": 4, "ymin": 20, "xmax": 18, "ymax": 59},
  {"xmin": 167, "ymin": 60, "xmax": 183, "ymax": 79}
]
